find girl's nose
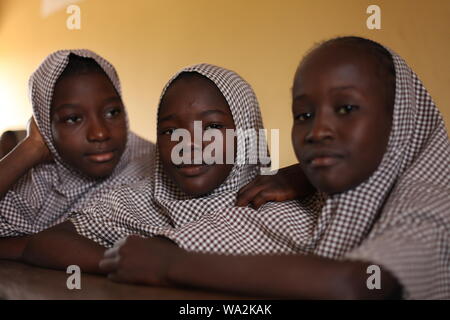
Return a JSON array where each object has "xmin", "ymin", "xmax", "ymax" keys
[
  {"xmin": 182, "ymin": 138, "xmax": 203, "ymax": 162},
  {"xmin": 87, "ymin": 118, "xmax": 111, "ymax": 142},
  {"xmin": 305, "ymin": 112, "xmax": 334, "ymax": 144}
]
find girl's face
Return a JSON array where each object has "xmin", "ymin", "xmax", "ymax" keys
[
  {"xmin": 292, "ymin": 44, "xmax": 393, "ymax": 194},
  {"xmin": 158, "ymin": 75, "xmax": 236, "ymax": 197},
  {"xmin": 51, "ymin": 72, "xmax": 127, "ymax": 179}
]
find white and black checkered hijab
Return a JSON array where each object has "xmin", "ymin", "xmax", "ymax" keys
[
  {"xmin": 72, "ymin": 53, "xmax": 449, "ymax": 298},
  {"xmin": 0, "ymin": 49, "xmax": 155, "ymax": 237},
  {"xmin": 152, "ymin": 64, "xmax": 266, "ymax": 227},
  {"xmin": 70, "ymin": 63, "xmax": 272, "ymax": 242},
  {"xmin": 344, "ymin": 47, "xmax": 450, "ymax": 299},
  {"xmin": 160, "ymin": 45, "xmax": 450, "ymax": 299}
]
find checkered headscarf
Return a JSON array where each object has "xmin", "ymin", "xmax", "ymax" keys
[
  {"xmin": 152, "ymin": 64, "xmax": 267, "ymax": 227},
  {"xmin": 159, "ymin": 48, "xmax": 450, "ymax": 299},
  {"xmin": 0, "ymin": 49, "xmax": 155, "ymax": 236},
  {"xmin": 72, "ymin": 52, "xmax": 449, "ymax": 299},
  {"xmin": 70, "ymin": 63, "xmax": 271, "ymax": 243}
]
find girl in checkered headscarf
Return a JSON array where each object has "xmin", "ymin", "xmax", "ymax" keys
[
  {"xmin": 0, "ymin": 49, "xmax": 155, "ymax": 237},
  {"xmin": 99, "ymin": 37, "xmax": 449, "ymax": 299},
  {"xmin": 70, "ymin": 63, "xmax": 281, "ymax": 245}
]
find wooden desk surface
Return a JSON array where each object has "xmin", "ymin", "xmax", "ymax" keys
[{"xmin": 0, "ymin": 260, "xmax": 249, "ymax": 300}]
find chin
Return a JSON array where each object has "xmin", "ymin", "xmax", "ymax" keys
[
  {"xmin": 84, "ymin": 168, "xmax": 115, "ymax": 179},
  {"xmin": 179, "ymin": 185, "xmax": 214, "ymax": 198},
  {"xmin": 309, "ymin": 177, "xmax": 345, "ymax": 195},
  {"xmin": 175, "ymin": 178, "xmax": 217, "ymax": 198}
]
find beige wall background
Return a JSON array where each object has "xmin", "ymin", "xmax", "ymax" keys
[{"xmin": 1, "ymin": 0, "xmax": 449, "ymax": 167}]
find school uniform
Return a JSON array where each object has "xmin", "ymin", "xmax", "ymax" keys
[
  {"xmin": 0, "ymin": 49, "xmax": 155, "ymax": 236},
  {"xmin": 72, "ymin": 53, "xmax": 450, "ymax": 299},
  {"xmin": 70, "ymin": 63, "xmax": 269, "ymax": 244}
]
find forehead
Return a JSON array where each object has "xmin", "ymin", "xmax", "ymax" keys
[
  {"xmin": 159, "ymin": 75, "xmax": 231, "ymax": 116},
  {"xmin": 50, "ymin": 72, "xmax": 121, "ymax": 115},
  {"xmin": 294, "ymin": 44, "xmax": 381, "ymax": 90},
  {"xmin": 52, "ymin": 72, "xmax": 117, "ymax": 99}
]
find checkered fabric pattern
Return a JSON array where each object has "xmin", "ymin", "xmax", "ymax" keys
[
  {"xmin": 166, "ymin": 51, "xmax": 450, "ymax": 299},
  {"xmin": 344, "ymin": 50, "xmax": 450, "ymax": 299},
  {"xmin": 72, "ymin": 51, "xmax": 449, "ymax": 299},
  {"xmin": 70, "ymin": 63, "xmax": 271, "ymax": 243},
  {"xmin": 0, "ymin": 49, "xmax": 155, "ymax": 237}
]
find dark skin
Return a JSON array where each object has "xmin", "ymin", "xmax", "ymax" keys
[
  {"xmin": 0, "ymin": 72, "xmax": 127, "ymax": 267},
  {"xmin": 235, "ymin": 163, "xmax": 314, "ymax": 209},
  {"xmin": 51, "ymin": 72, "xmax": 127, "ymax": 179},
  {"xmin": 237, "ymin": 43, "xmax": 393, "ymax": 204},
  {"xmin": 0, "ymin": 118, "xmax": 53, "ymax": 201},
  {"xmin": 158, "ymin": 74, "xmax": 236, "ymax": 197},
  {"xmin": 99, "ymin": 45, "xmax": 401, "ymax": 299},
  {"xmin": 0, "ymin": 72, "xmax": 310, "ymax": 266},
  {"xmin": 0, "ymin": 73, "xmax": 238, "ymax": 272},
  {"xmin": 0, "ymin": 221, "xmax": 105, "ymax": 273},
  {"xmin": 292, "ymin": 43, "xmax": 393, "ymax": 194},
  {"xmin": 159, "ymin": 74, "xmax": 309, "ymax": 205},
  {"xmin": 0, "ymin": 131, "xmax": 19, "ymax": 158},
  {"xmin": 0, "ymin": 72, "xmax": 127, "ymax": 201},
  {"xmin": 100, "ymin": 235, "xmax": 401, "ymax": 299}
]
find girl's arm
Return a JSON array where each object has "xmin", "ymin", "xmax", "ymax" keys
[
  {"xmin": 168, "ymin": 249, "xmax": 401, "ymax": 299},
  {"xmin": 99, "ymin": 236, "xmax": 401, "ymax": 299},
  {"xmin": 0, "ymin": 221, "xmax": 106, "ymax": 274},
  {"xmin": 0, "ymin": 118, "xmax": 52, "ymax": 200},
  {"xmin": 0, "ymin": 235, "xmax": 31, "ymax": 260},
  {"xmin": 236, "ymin": 164, "xmax": 315, "ymax": 209}
]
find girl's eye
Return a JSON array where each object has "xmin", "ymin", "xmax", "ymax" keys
[
  {"xmin": 106, "ymin": 107, "xmax": 122, "ymax": 118},
  {"xmin": 337, "ymin": 105, "xmax": 359, "ymax": 115},
  {"xmin": 295, "ymin": 113, "xmax": 313, "ymax": 121},
  {"xmin": 64, "ymin": 115, "xmax": 82, "ymax": 124},
  {"xmin": 160, "ymin": 128, "xmax": 175, "ymax": 135},
  {"xmin": 205, "ymin": 123, "xmax": 224, "ymax": 130}
]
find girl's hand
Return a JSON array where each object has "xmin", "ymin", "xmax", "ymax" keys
[
  {"xmin": 236, "ymin": 164, "xmax": 315, "ymax": 209},
  {"xmin": 99, "ymin": 235, "xmax": 182, "ymax": 286},
  {"xmin": 23, "ymin": 117, "xmax": 53, "ymax": 164},
  {"xmin": 0, "ymin": 117, "xmax": 53, "ymax": 200}
]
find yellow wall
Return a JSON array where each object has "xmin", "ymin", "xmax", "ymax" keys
[{"xmin": 1, "ymin": 0, "xmax": 449, "ymax": 167}]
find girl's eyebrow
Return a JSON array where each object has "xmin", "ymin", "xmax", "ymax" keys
[
  {"xmin": 159, "ymin": 114, "xmax": 175, "ymax": 123},
  {"xmin": 54, "ymin": 96, "xmax": 122, "ymax": 112},
  {"xmin": 294, "ymin": 86, "xmax": 358, "ymax": 101},
  {"xmin": 159, "ymin": 109, "xmax": 229, "ymax": 123},
  {"xmin": 200, "ymin": 109, "xmax": 228, "ymax": 117},
  {"xmin": 330, "ymin": 85, "xmax": 357, "ymax": 92},
  {"xmin": 293, "ymin": 94, "xmax": 307, "ymax": 101},
  {"xmin": 54, "ymin": 103, "xmax": 78, "ymax": 112},
  {"xmin": 103, "ymin": 96, "xmax": 122, "ymax": 104}
]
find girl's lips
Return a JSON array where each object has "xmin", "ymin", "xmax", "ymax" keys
[
  {"xmin": 176, "ymin": 164, "xmax": 211, "ymax": 177},
  {"xmin": 86, "ymin": 151, "xmax": 115, "ymax": 163},
  {"xmin": 309, "ymin": 156, "xmax": 341, "ymax": 168}
]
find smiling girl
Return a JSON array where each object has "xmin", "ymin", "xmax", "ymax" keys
[
  {"xmin": 100, "ymin": 37, "xmax": 449, "ymax": 299},
  {"xmin": 0, "ymin": 50, "xmax": 154, "ymax": 256},
  {"xmin": 0, "ymin": 64, "xmax": 280, "ymax": 271}
]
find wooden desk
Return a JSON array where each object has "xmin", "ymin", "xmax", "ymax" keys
[{"xmin": 0, "ymin": 260, "xmax": 248, "ymax": 300}]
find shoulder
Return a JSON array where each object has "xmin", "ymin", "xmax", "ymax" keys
[{"xmin": 380, "ymin": 179, "xmax": 450, "ymax": 228}]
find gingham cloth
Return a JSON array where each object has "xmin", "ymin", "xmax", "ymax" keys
[
  {"xmin": 72, "ymin": 52, "xmax": 449, "ymax": 299},
  {"xmin": 70, "ymin": 63, "xmax": 286, "ymax": 244},
  {"xmin": 0, "ymin": 49, "xmax": 155, "ymax": 237},
  {"xmin": 162, "ymin": 49, "xmax": 450, "ymax": 299}
]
